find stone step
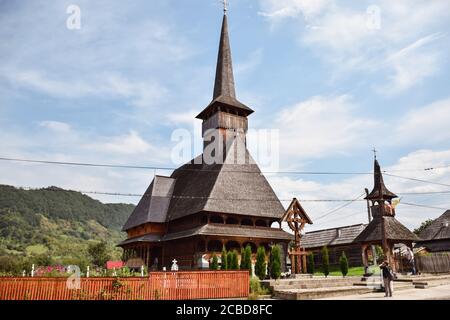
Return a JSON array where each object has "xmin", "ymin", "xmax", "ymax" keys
[
  {"xmin": 264, "ymin": 277, "xmax": 361, "ymax": 291},
  {"xmin": 274, "ymin": 286, "xmax": 374, "ymax": 300}
]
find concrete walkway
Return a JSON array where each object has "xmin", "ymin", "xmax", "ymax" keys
[{"xmin": 319, "ymin": 283, "xmax": 450, "ymax": 300}]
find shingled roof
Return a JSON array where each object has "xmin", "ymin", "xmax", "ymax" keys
[
  {"xmin": 301, "ymin": 224, "xmax": 367, "ymax": 249},
  {"xmin": 122, "ymin": 176, "xmax": 175, "ymax": 231},
  {"xmin": 163, "ymin": 224, "xmax": 294, "ymax": 242},
  {"xmin": 354, "ymin": 216, "xmax": 419, "ymax": 243},
  {"xmin": 165, "ymin": 150, "xmax": 286, "ymax": 221},
  {"xmin": 419, "ymin": 210, "xmax": 450, "ymax": 241},
  {"xmin": 119, "ymin": 224, "xmax": 292, "ymax": 246},
  {"xmin": 365, "ymin": 159, "xmax": 397, "ymax": 201}
]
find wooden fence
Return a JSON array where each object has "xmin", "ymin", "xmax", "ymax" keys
[
  {"xmin": 416, "ymin": 254, "xmax": 450, "ymax": 274},
  {"xmin": 0, "ymin": 271, "xmax": 249, "ymax": 300}
]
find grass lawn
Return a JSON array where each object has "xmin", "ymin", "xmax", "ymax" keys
[{"xmin": 312, "ymin": 265, "xmax": 380, "ymax": 277}]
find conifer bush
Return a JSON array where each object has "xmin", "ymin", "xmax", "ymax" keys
[
  {"xmin": 230, "ymin": 250, "xmax": 239, "ymax": 270},
  {"xmin": 221, "ymin": 247, "xmax": 228, "ymax": 270},
  {"xmin": 243, "ymin": 245, "xmax": 252, "ymax": 275},
  {"xmin": 270, "ymin": 245, "xmax": 281, "ymax": 280},
  {"xmin": 307, "ymin": 252, "xmax": 315, "ymax": 274},
  {"xmin": 227, "ymin": 251, "xmax": 234, "ymax": 270},
  {"xmin": 321, "ymin": 246, "xmax": 329, "ymax": 277},
  {"xmin": 340, "ymin": 251, "xmax": 349, "ymax": 277},
  {"xmin": 210, "ymin": 253, "xmax": 219, "ymax": 270},
  {"xmin": 255, "ymin": 246, "xmax": 266, "ymax": 280}
]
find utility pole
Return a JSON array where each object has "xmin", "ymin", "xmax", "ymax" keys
[
  {"xmin": 379, "ymin": 173, "xmax": 390, "ymax": 265},
  {"xmin": 365, "ymin": 188, "xmax": 377, "ymax": 266},
  {"xmin": 365, "ymin": 188, "xmax": 371, "ymax": 223}
]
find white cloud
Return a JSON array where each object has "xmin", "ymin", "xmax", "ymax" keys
[
  {"xmin": 166, "ymin": 109, "xmax": 198, "ymax": 125},
  {"xmin": 379, "ymin": 33, "xmax": 443, "ymax": 94},
  {"xmin": 258, "ymin": 0, "xmax": 450, "ymax": 94},
  {"xmin": 86, "ymin": 130, "xmax": 154, "ymax": 155},
  {"xmin": 3, "ymin": 69, "xmax": 167, "ymax": 109},
  {"xmin": 396, "ymin": 98, "xmax": 450, "ymax": 144},
  {"xmin": 235, "ymin": 48, "xmax": 264, "ymax": 75},
  {"xmin": 275, "ymin": 95, "xmax": 378, "ymax": 159},
  {"xmin": 258, "ymin": 0, "xmax": 331, "ymax": 21},
  {"xmin": 39, "ymin": 121, "xmax": 72, "ymax": 134},
  {"xmin": 268, "ymin": 148, "xmax": 450, "ymax": 232}
]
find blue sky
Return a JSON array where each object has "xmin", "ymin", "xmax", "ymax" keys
[{"xmin": 1, "ymin": 0, "xmax": 450, "ymax": 231}]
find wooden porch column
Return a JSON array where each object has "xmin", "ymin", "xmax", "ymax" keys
[
  {"xmin": 389, "ymin": 243, "xmax": 397, "ymax": 272},
  {"xmin": 361, "ymin": 244, "xmax": 368, "ymax": 267}
]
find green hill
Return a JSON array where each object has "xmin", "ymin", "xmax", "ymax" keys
[{"xmin": 0, "ymin": 185, "xmax": 134, "ymax": 270}]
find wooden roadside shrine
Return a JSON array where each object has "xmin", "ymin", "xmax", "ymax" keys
[{"xmin": 282, "ymin": 198, "xmax": 313, "ymax": 274}]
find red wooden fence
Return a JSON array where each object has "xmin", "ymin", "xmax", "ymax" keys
[{"xmin": 0, "ymin": 271, "xmax": 249, "ymax": 300}]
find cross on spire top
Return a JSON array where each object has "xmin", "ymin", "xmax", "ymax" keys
[
  {"xmin": 223, "ymin": 0, "xmax": 228, "ymax": 14},
  {"xmin": 372, "ymin": 147, "xmax": 377, "ymax": 160}
]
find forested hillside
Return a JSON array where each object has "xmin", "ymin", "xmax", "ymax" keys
[{"xmin": 0, "ymin": 185, "xmax": 134, "ymax": 270}]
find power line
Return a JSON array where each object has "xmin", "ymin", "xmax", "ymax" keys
[
  {"xmin": 7, "ymin": 185, "xmax": 450, "ymax": 203},
  {"xmin": 13, "ymin": 186, "xmax": 367, "ymax": 203},
  {"xmin": 313, "ymin": 193, "xmax": 366, "ymax": 222},
  {"xmin": 0, "ymin": 156, "xmax": 371, "ymax": 175},
  {"xmin": 384, "ymin": 173, "xmax": 450, "ymax": 188},
  {"xmin": 1, "ymin": 156, "xmax": 449, "ymax": 175},
  {"xmin": 401, "ymin": 202, "xmax": 449, "ymax": 211},
  {"xmin": 398, "ymin": 190, "xmax": 450, "ymax": 195}
]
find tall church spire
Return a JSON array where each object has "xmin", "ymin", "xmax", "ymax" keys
[
  {"xmin": 213, "ymin": 13, "xmax": 236, "ymax": 100},
  {"xmin": 365, "ymin": 158, "xmax": 398, "ymax": 202},
  {"xmin": 196, "ymin": 9, "xmax": 253, "ymax": 120}
]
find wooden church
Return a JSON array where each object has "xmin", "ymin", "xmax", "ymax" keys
[{"xmin": 120, "ymin": 12, "xmax": 293, "ymax": 270}]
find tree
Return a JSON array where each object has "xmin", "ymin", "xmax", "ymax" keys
[
  {"xmin": 221, "ymin": 247, "xmax": 228, "ymax": 270},
  {"xmin": 227, "ymin": 251, "xmax": 234, "ymax": 270},
  {"xmin": 321, "ymin": 246, "xmax": 329, "ymax": 277},
  {"xmin": 270, "ymin": 245, "xmax": 281, "ymax": 279},
  {"xmin": 413, "ymin": 219, "xmax": 434, "ymax": 235},
  {"xmin": 210, "ymin": 253, "xmax": 219, "ymax": 270},
  {"xmin": 87, "ymin": 241, "xmax": 110, "ymax": 267},
  {"xmin": 339, "ymin": 251, "xmax": 349, "ymax": 277},
  {"xmin": 230, "ymin": 250, "xmax": 239, "ymax": 270},
  {"xmin": 242, "ymin": 245, "xmax": 253, "ymax": 275},
  {"xmin": 307, "ymin": 252, "xmax": 315, "ymax": 274},
  {"xmin": 240, "ymin": 248, "xmax": 245, "ymax": 270},
  {"xmin": 255, "ymin": 246, "xmax": 267, "ymax": 280}
]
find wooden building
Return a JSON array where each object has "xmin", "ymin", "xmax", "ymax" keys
[
  {"xmin": 416, "ymin": 210, "xmax": 450, "ymax": 252},
  {"xmin": 354, "ymin": 159, "xmax": 419, "ymax": 270},
  {"xmin": 301, "ymin": 224, "xmax": 368, "ymax": 267},
  {"xmin": 119, "ymin": 12, "xmax": 293, "ymax": 270}
]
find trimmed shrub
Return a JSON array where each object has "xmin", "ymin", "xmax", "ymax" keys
[
  {"xmin": 307, "ymin": 252, "xmax": 315, "ymax": 274},
  {"xmin": 210, "ymin": 253, "xmax": 219, "ymax": 270},
  {"xmin": 221, "ymin": 247, "xmax": 228, "ymax": 270},
  {"xmin": 240, "ymin": 248, "xmax": 245, "ymax": 270},
  {"xmin": 321, "ymin": 246, "xmax": 329, "ymax": 277},
  {"xmin": 270, "ymin": 245, "xmax": 281, "ymax": 280},
  {"xmin": 255, "ymin": 246, "xmax": 267, "ymax": 280},
  {"xmin": 227, "ymin": 251, "xmax": 234, "ymax": 270},
  {"xmin": 230, "ymin": 250, "xmax": 239, "ymax": 270},
  {"xmin": 243, "ymin": 245, "xmax": 252, "ymax": 275},
  {"xmin": 340, "ymin": 251, "xmax": 349, "ymax": 277}
]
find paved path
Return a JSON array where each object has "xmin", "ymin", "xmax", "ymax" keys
[{"xmin": 319, "ymin": 284, "xmax": 450, "ymax": 300}]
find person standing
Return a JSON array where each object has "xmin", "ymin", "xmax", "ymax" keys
[
  {"xmin": 380, "ymin": 261, "xmax": 394, "ymax": 297},
  {"xmin": 407, "ymin": 248, "xmax": 416, "ymax": 275}
]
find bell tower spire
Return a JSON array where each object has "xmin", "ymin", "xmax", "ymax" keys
[
  {"xmin": 196, "ymin": 6, "xmax": 253, "ymax": 121},
  {"xmin": 213, "ymin": 11, "xmax": 236, "ymax": 99}
]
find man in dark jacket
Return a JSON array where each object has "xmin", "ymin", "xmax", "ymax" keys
[{"xmin": 380, "ymin": 261, "xmax": 394, "ymax": 297}]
